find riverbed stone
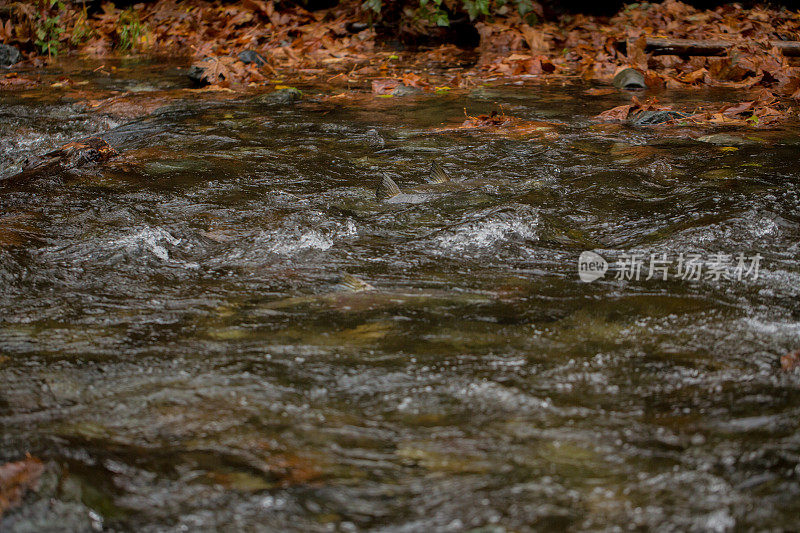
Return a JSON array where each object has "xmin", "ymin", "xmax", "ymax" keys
[
  {"xmin": 613, "ymin": 67, "xmax": 646, "ymax": 90},
  {"xmin": 696, "ymin": 133, "xmax": 759, "ymax": 146},
  {"xmin": 628, "ymin": 109, "xmax": 689, "ymax": 125},
  {"xmin": 238, "ymin": 49, "xmax": 267, "ymax": 66},
  {"xmin": 252, "ymin": 87, "xmax": 303, "ymax": 105},
  {"xmin": 391, "ymin": 84, "xmax": 423, "ymax": 96},
  {"xmin": 187, "ymin": 63, "xmax": 209, "ymax": 86},
  {"xmin": 0, "ymin": 44, "xmax": 21, "ymax": 67}
]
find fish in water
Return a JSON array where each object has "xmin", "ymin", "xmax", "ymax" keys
[
  {"xmin": 375, "ymin": 161, "xmax": 452, "ymax": 203},
  {"xmin": 258, "ymin": 274, "xmax": 496, "ymax": 314}
]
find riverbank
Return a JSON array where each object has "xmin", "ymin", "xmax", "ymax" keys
[{"xmin": 1, "ymin": 1, "xmax": 800, "ymax": 126}]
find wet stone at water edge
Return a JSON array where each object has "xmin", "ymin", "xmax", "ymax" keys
[
  {"xmin": 238, "ymin": 50, "xmax": 268, "ymax": 66},
  {"xmin": 251, "ymin": 87, "xmax": 303, "ymax": 105},
  {"xmin": 0, "ymin": 44, "xmax": 20, "ymax": 67},
  {"xmin": 612, "ymin": 67, "xmax": 647, "ymax": 90}
]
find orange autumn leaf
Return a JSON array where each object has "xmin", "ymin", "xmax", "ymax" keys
[
  {"xmin": 434, "ymin": 109, "xmax": 559, "ymax": 139},
  {"xmin": 0, "ymin": 455, "xmax": 44, "ymax": 517},
  {"xmin": 401, "ymin": 72, "xmax": 428, "ymax": 88},
  {"xmin": 627, "ymin": 35, "xmax": 648, "ymax": 71},
  {"xmin": 721, "ymin": 101, "xmax": 755, "ymax": 116},
  {"xmin": 782, "ymin": 350, "xmax": 800, "ymax": 372},
  {"xmin": 595, "ymin": 103, "xmax": 635, "ymax": 122},
  {"xmin": 371, "ymin": 78, "xmax": 401, "ymax": 95},
  {"xmin": 584, "ymin": 87, "xmax": 617, "ymax": 96}
]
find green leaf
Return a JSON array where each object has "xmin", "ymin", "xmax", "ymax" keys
[
  {"xmin": 363, "ymin": 0, "xmax": 381, "ymax": 13},
  {"xmin": 515, "ymin": 0, "xmax": 534, "ymax": 15},
  {"xmin": 463, "ymin": 0, "xmax": 490, "ymax": 19}
]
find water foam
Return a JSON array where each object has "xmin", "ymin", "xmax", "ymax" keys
[{"xmin": 434, "ymin": 205, "xmax": 539, "ymax": 256}]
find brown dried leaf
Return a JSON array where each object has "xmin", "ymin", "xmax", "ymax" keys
[
  {"xmin": 0, "ymin": 74, "xmax": 38, "ymax": 90},
  {"xmin": 721, "ymin": 101, "xmax": 755, "ymax": 116},
  {"xmin": 520, "ymin": 25, "xmax": 549, "ymax": 53},
  {"xmin": 781, "ymin": 350, "xmax": 800, "ymax": 372},
  {"xmin": 584, "ymin": 87, "xmax": 617, "ymax": 96},
  {"xmin": 401, "ymin": 72, "xmax": 427, "ymax": 88},
  {"xmin": 595, "ymin": 103, "xmax": 635, "ymax": 121},
  {"xmin": 198, "ymin": 56, "xmax": 243, "ymax": 84},
  {"xmin": 677, "ymin": 68, "xmax": 708, "ymax": 84},
  {"xmin": 627, "ymin": 35, "xmax": 648, "ymax": 71},
  {"xmin": 435, "ymin": 110, "xmax": 559, "ymax": 139},
  {"xmin": 371, "ymin": 78, "xmax": 400, "ymax": 95},
  {"xmin": 0, "ymin": 455, "xmax": 44, "ymax": 517}
]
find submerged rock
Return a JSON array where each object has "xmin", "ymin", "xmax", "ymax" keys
[
  {"xmin": 699, "ymin": 167, "xmax": 736, "ymax": 180},
  {"xmin": 391, "ymin": 84, "xmax": 423, "ymax": 97},
  {"xmin": 613, "ymin": 68, "xmax": 646, "ymax": 90},
  {"xmin": 696, "ymin": 133, "xmax": 758, "ymax": 146},
  {"xmin": 346, "ymin": 21, "xmax": 370, "ymax": 34},
  {"xmin": 251, "ymin": 87, "xmax": 303, "ymax": 105},
  {"xmin": 187, "ymin": 62, "xmax": 210, "ymax": 86},
  {"xmin": 365, "ymin": 128, "xmax": 385, "ymax": 149},
  {"xmin": 628, "ymin": 109, "xmax": 689, "ymax": 125},
  {"xmin": 0, "ymin": 212, "xmax": 44, "ymax": 248},
  {"xmin": 4, "ymin": 137, "xmax": 118, "ymax": 185},
  {"xmin": 0, "ymin": 44, "xmax": 20, "ymax": 67}
]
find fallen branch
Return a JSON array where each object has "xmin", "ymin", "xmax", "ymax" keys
[{"xmin": 615, "ymin": 38, "xmax": 800, "ymax": 57}]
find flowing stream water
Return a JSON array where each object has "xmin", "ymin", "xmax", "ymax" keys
[{"xmin": 1, "ymin": 59, "xmax": 799, "ymax": 532}]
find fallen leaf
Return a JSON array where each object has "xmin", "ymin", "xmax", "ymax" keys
[
  {"xmin": 371, "ymin": 78, "xmax": 401, "ymax": 95},
  {"xmin": 435, "ymin": 109, "xmax": 559, "ymax": 138},
  {"xmin": 722, "ymin": 101, "xmax": 755, "ymax": 116},
  {"xmin": 520, "ymin": 25, "xmax": 549, "ymax": 53},
  {"xmin": 0, "ymin": 455, "xmax": 44, "ymax": 517},
  {"xmin": 627, "ymin": 35, "xmax": 648, "ymax": 71},
  {"xmin": 584, "ymin": 87, "xmax": 617, "ymax": 96},
  {"xmin": 782, "ymin": 350, "xmax": 800, "ymax": 372},
  {"xmin": 401, "ymin": 72, "xmax": 427, "ymax": 88},
  {"xmin": 677, "ymin": 68, "xmax": 708, "ymax": 84}
]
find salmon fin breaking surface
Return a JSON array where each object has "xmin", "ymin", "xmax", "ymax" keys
[
  {"xmin": 376, "ymin": 174, "xmax": 402, "ymax": 201},
  {"xmin": 338, "ymin": 274, "xmax": 375, "ymax": 292},
  {"xmin": 428, "ymin": 160, "xmax": 450, "ymax": 184}
]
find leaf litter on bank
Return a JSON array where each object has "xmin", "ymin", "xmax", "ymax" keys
[{"xmin": 3, "ymin": 1, "xmax": 800, "ymax": 124}]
